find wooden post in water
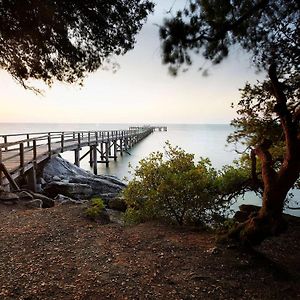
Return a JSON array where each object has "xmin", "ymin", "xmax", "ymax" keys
[
  {"xmin": 93, "ymin": 146, "xmax": 97, "ymax": 175},
  {"xmin": 100, "ymin": 143, "xmax": 104, "ymax": 160},
  {"xmin": 105, "ymin": 142, "xmax": 109, "ymax": 167},
  {"xmin": 95, "ymin": 131, "xmax": 98, "ymax": 145},
  {"xmin": 124, "ymin": 138, "xmax": 127, "ymax": 151},
  {"xmin": 109, "ymin": 142, "xmax": 112, "ymax": 156},
  {"xmin": 113, "ymin": 141, "xmax": 117, "ymax": 161}
]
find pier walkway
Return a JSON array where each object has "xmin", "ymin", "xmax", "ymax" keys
[{"xmin": 0, "ymin": 126, "xmax": 164, "ymax": 191}]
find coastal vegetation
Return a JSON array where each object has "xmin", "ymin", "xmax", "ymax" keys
[
  {"xmin": 0, "ymin": 1, "xmax": 299, "ymax": 298},
  {"xmin": 159, "ymin": 0, "xmax": 300, "ymax": 244},
  {"xmin": 85, "ymin": 197, "xmax": 105, "ymax": 220},
  {"xmin": 123, "ymin": 142, "xmax": 250, "ymax": 227}
]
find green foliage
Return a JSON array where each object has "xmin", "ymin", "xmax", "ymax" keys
[
  {"xmin": 160, "ymin": 0, "xmax": 299, "ymax": 76},
  {"xmin": 85, "ymin": 197, "xmax": 105, "ymax": 220},
  {"xmin": 0, "ymin": 0, "xmax": 154, "ymax": 91},
  {"xmin": 124, "ymin": 142, "xmax": 250, "ymax": 226},
  {"xmin": 159, "ymin": 0, "xmax": 300, "ymax": 203}
]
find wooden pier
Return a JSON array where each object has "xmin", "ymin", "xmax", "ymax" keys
[
  {"xmin": 130, "ymin": 126, "xmax": 167, "ymax": 132},
  {"xmin": 0, "ymin": 126, "xmax": 163, "ymax": 191}
]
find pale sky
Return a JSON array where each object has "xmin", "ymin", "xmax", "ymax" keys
[{"xmin": 0, "ymin": 0, "xmax": 264, "ymax": 124}]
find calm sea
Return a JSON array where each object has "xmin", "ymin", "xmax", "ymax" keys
[{"xmin": 0, "ymin": 123, "xmax": 299, "ymax": 216}]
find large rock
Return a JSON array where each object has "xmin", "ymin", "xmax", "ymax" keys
[
  {"xmin": 233, "ymin": 204, "xmax": 261, "ymax": 223},
  {"xmin": 30, "ymin": 192, "xmax": 55, "ymax": 208},
  {"xmin": 0, "ymin": 191, "xmax": 19, "ymax": 202},
  {"xmin": 17, "ymin": 191, "xmax": 34, "ymax": 201},
  {"xmin": 44, "ymin": 181, "xmax": 93, "ymax": 200},
  {"xmin": 41, "ymin": 156, "xmax": 126, "ymax": 200},
  {"xmin": 55, "ymin": 194, "xmax": 87, "ymax": 205}
]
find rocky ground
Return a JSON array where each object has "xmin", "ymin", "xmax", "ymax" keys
[{"xmin": 0, "ymin": 203, "xmax": 299, "ymax": 300}]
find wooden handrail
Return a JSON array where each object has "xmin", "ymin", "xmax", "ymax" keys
[{"xmin": 0, "ymin": 126, "xmax": 156, "ymax": 188}]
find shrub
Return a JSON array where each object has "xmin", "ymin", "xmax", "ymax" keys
[
  {"xmin": 123, "ymin": 142, "xmax": 251, "ymax": 227},
  {"xmin": 124, "ymin": 142, "xmax": 218, "ymax": 226},
  {"xmin": 85, "ymin": 197, "xmax": 105, "ymax": 220}
]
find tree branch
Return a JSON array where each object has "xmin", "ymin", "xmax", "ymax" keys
[{"xmin": 254, "ymin": 139, "xmax": 278, "ymax": 186}]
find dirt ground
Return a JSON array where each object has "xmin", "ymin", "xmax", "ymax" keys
[{"xmin": 0, "ymin": 204, "xmax": 299, "ymax": 300}]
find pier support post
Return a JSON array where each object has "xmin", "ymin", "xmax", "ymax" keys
[
  {"xmin": 100, "ymin": 143, "xmax": 104, "ymax": 160},
  {"xmin": 108, "ymin": 142, "xmax": 112, "ymax": 156},
  {"xmin": 113, "ymin": 141, "xmax": 117, "ymax": 161},
  {"xmin": 89, "ymin": 146, "xmax": 93, "ymax": 167},
  {"xmin": 74, "ymin": 149, "xmax": 80, "ymax": 167},
  {"xmin": 92, "ymin": 146, "xmax": 97, "ymax": 175},
  {"xmin": 105, "ymin": 142, "xmax": 109, "ymax": 167},
  {"xmin": 119, "ymin": 139, "xmax": 123, "ymax": 156}
]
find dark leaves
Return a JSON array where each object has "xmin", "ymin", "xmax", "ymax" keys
[{"xmin": 0, "ymin": 0, "xmax": 154, "ymax": 89}]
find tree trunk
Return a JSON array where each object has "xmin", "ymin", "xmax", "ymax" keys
[{"xmin": 229, "ymin": 64, "xmax": 300, "ymax": 246}]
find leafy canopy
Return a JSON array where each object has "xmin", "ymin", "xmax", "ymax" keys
[
  {"xmin": 160, "ymin": 1, "xmax": 300, "ymax": 194},
  {"xmin": 160, "ymin": 0, "xmax": 299, "ymax": 75},
  {"xmin": 0, "ymin": 0, "xmax": 154, "ymax": 90}
]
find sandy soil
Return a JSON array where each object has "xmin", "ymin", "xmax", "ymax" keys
[{"xmin": 0, "ymin": 204, "xmax": 299, "ymax": 300}]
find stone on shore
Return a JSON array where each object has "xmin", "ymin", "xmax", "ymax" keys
[
  {"xmin": 0, "ymin": 191, "xmax": 19, "ymax": 202},
  {"xmin": 41, "ymin": 156, "xmax": 126, "ymax": 200}
]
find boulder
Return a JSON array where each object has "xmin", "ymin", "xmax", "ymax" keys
[
  {"xmin": 41, "ymin": 156, "xmax": 126, "ymax": 200},
  {"xmin": 55, "ymin": 194, "xmax": 87, "ymax": 205},
  {"xmin": 25, "ymin": 199, "xmax": 43, "ymax": 209},
  {"xmin": 44, "ymin": 181, "xmax": 93, "ymax": 200},
  {"xmin": 106, "ymin": 209, "xmax": 124, "ymax": 225},
  {"xmin": 42, "ymin": 156, "xmax": 95, "ymax": 181},
  {"xmin": 68, "ymin": 175, "xmax": 124, "ymax": 196},
  {"xmin": 18, "ymin": 191, "xmax": 34, "ymax": 201},
  {"xmin": 30, "ymin": 193, "xmax": 55, "ymax": 208},
  {"xmin": 0, "ymin": 191, "xmax": 19, "ymax": 202}
]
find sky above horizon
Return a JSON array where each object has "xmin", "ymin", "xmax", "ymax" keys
[{"xmin": 0, "ymin": 0, "xmax": 265, "ymax": 124}]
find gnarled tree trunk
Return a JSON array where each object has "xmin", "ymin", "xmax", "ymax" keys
[{"xmin": 230, "ymin": 64, "xmax": 300, "ymax": 245}]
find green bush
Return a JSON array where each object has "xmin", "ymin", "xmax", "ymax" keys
[
  {"xmin": 124, "ymin": 143, "xmax": 216, "ymax": 225},
  {"xmin": 85, "ymin": 197, "xmax": 105, "ymax": 220},
  {"xmin": 123, "ymin": 142, "xmax": 250, "ymax": 227}
]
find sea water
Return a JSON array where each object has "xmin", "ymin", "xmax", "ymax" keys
[{"xmin": 0, "ymin": 123, "xmax": 298, "ymax": 216}]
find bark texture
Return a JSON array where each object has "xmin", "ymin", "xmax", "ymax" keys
[{"xmin": 230, "ymin": 64, "xmax": 300, "ymax": 245}]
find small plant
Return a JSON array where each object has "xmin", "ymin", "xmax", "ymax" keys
[{"xmin": 85, "ymin": 197, "xmax": 105, "ymax": 220}]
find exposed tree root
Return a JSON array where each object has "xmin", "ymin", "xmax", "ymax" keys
[{"xmin": 228, "ymin": 212, "xmax": 288, "ymax": 246}]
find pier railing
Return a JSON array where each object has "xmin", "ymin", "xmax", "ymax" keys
[{"xmin": 0, "ymin": 126, "xmax": 155, "ymax": 189}]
